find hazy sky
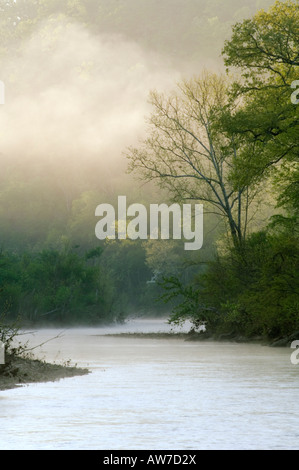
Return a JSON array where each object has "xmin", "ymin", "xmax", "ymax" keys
[
  {"xmin": 0, "ymin": 20, "xmax": 183, "ymax": 192},
  {"xmin": 0, "ymin": 1, "xmax": 273, "ymax": 228}
]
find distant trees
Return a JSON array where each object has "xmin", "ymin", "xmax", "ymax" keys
[
  {"xmin": 0, "ymin": 0, "xmax": 277, "ymax": 66},
  {"xmin": 0, "ymin": 0, "xmax": 298, "ymax": 336},
  {"xmin": 0, "ymin": 240, "xmax": 162, "ymax": 325},
  {"xmin": 0, "ymin": 247, "xmax": 116, "ymax": 325}
]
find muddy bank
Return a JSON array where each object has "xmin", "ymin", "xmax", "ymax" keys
[{"xmin": 0, "ymin": 353, "xmax": 89, "ymax": 391}]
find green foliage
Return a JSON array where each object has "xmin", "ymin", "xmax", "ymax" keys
[
  {"xmin": 159, "ymin": 276, "xmax": 200, "ymax": 325},
  {"xmin": 0, "ymin": 251, "xmax": 23, "ymax": 313},
  {"xmin": 99, "ymin": 239, "xmax": 159, "ymax": 315},
  {"xmin": 167, "ymin": 228, "xmax": 299, "ymax": 339},
  {"xmin": 222, "ymin": 0, "xmax": 299, "ymax": 199},
  {"xmin": 0, "ymin": 247, "xmax": 119, "ymax": 325},
  {"xmin": 159, "ymin": 275, "xmax": 220, "ymax": 330},
  {"xmin": 0, "ymin": 0, "xmax": 298, "ymax": 338},
  {"xmin": 223, "ymin": 1, "xmax": 299, "ymax": 81},
  {"xmin": 160, "ymin": 0, "xmax": 299, "ymax": 341}
]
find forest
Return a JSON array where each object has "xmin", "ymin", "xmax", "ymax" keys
[{"xmin": 0, "ymin": 0, "xmax": 298, "ymax": 342}]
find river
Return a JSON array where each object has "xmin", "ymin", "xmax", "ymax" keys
[{"xmin": 0, "ymin": 318, "xmax": 298, "ymax": 450}]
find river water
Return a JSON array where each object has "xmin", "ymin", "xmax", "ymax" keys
[{"xmin": 0, "ymin": 318, "xmax": 298, "ymax": 450}]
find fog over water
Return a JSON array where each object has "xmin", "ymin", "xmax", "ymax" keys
[
  {"xmin": 0, "ymin": 1, "xmax": 298, "ymax": 452},
  {"xmin": 0, "ymin": 319, "xmax": 298, "ymax": 450}
]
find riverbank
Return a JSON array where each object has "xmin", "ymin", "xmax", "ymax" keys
[
  {"xmin": 103, "ymin": 328, "xmax": 299, "ymax": 347},
  {"xmin": 1, "ymin": 324, "xmax": 297, "ymax": 392},
  {"xmin": 1, "ymin": 326, "xmax": 297, "ymax": 450},
  {"xmin": 0, "ymin": 353, "xmax": 89, "ymax": 391}
]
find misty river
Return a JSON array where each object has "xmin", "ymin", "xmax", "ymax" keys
[{"xmin": 0, "ymin": 318, "xmax": 298, "ymax": 450}]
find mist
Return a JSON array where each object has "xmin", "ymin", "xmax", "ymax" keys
[
  {"xmin": 1, "ymin": 0, "xmax": 298, "ymax": 453},
  {"xmin": 0, "ymin": 19, "xmax": 181, "ymax": 193}
]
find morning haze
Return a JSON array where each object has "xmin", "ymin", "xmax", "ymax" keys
[{"xmin": 0, "ymin": 1, "xmax": 298, "ymax": 451}]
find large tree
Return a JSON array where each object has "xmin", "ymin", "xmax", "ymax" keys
[
  {"xmin": 222, "ymin": 0, "xmax": 299, "ymax": 205},
  {"xmin": 127, "ymin": 71, "xmax": 261, "ymax": 248}
]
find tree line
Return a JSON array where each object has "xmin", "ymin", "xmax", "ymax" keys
[
  {"xmin": 0, "ymin": 0, "xmax": 298, "ymax": 340},
  {"xmin": 127, "ymin": 0, "xmax": 299, "ymax": 340}
]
